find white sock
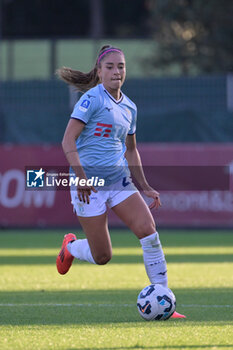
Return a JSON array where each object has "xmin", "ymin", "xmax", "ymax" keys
[
  {"xmin": 67, "ymin": 239, "xmax": 96, "ymax": 264},
  {"xmin": 140, "ymin": 232, "xmax": 168, "ymax": 287}
]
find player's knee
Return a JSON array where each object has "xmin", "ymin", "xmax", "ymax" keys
[
  {"xmin": 134, "ymin": 220, "xmax": 156, "ymax": 238},
  {"xmin": 94, "ymin": 252, "xmax": 112, "ymax": 265}
]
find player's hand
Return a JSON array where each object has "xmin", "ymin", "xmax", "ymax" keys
[
  {"xmin": 143, "ymin": 187, "xmax": 162, "ymax": 210},
  {"xmin": 77, "ymin": 186, "xmax": 97, "ymax": 204}
]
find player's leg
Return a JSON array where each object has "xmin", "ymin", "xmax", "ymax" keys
[
  {"xmin": 57, "ymin": 187, "xmax": 112, "ymax": 274},
  {"xmin": 111, "ymin": 191, "xmax": 186, "ymax": 318},
  {"xmin": 69, "ymin": 212, "xmax": 112, "ymax": 265},
  {"xmin": 111, "ymin": 192, "xmax": 168, "ymax": 287},
  {"xmin": 56, "ymin": 212, "xmax": 112, "ymax": 274}
]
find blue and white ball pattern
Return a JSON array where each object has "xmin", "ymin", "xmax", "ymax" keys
[{"xmin": 137, "ymin": 284, "xmax": 176, "ymax": 321}]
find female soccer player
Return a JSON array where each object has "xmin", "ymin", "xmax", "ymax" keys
[{"xmin": 56, "ymin": 45, "xmax": 185, "ymax": 319}]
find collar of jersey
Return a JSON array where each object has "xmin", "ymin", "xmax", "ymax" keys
[{"xmin": 100, "ymin": 84, "xmax": 124, "ymax": 104}]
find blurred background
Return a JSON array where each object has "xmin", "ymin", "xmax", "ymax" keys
[{"xmin": 0, "ymin": 0, "xmax": 233, "ymax": 228}]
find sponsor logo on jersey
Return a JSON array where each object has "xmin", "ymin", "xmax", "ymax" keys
[
  {"xmin": 94, "ymin": 122, "xmax": 112, "ymax": 138},
  {"xmin": 105, "ymin": 107, "xmax": 113, "ymax": 112}
]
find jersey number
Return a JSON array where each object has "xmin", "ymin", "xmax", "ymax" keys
[{"xmin": 122, "ymin": 177, "xmax": 131, "ymax": 187}]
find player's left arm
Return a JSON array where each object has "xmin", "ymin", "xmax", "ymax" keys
[{"xmin": 125, "ymin": 134, "xmax": 161, "ymax": 210}]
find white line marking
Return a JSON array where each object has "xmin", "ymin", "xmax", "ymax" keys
[
  {"xmin": 181, "ymin": 304, "xmax": 233, "ymax": 308},
  {"xmin": 0, "ymin": 303, "xmax": 232, "ymax": 308}
]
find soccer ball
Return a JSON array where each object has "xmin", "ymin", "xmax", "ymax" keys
[{"xmin": 137, "ymin": 284, "xmax": 176, "ymax": 321}]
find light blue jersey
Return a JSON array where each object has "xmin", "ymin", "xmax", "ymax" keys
[{"xmin": 71, "ymin": 83, "xmax": 137, "ymax": 185}]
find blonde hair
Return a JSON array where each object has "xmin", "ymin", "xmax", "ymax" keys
[{"xmin": 56, "ymin": 45, "xmax": 123, "ymax": 92}]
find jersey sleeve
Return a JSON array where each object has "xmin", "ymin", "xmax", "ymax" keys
[
  {"xmin": 128, "ymin": 106, "xmax": 137, "ymax": 135},
  {"xmin": 71, "ymin": 92, "xmax": 98, "ymax": 124}
]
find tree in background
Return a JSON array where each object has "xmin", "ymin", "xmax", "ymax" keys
[
  {"xmin": 145, "ymin": 0, "xmax": 233, "ymax": 75},
  {"xmin": 2, "ymin": 0, "xmax": 233, "ymax": 76}
]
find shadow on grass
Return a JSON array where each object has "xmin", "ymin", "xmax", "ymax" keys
[
  {"xmin": 0, "ymin": 253, "xmax": 232, "ymax": 265},
  {"xmin": 0, "ymin": 288, "xmax": 232, "ymax": 326},
  {"xmin": 0, "ymin": 231, "xmax": 233, "ymax": 250}
]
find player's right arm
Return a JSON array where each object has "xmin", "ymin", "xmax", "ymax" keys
[{"xmin": 62, "ymin": 118, "xmax": 97, "ymax": 204}]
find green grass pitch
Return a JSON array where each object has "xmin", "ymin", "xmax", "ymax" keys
[{"xmin": 0, "ymin": 229, "xmax": 232, "ymax": 350}]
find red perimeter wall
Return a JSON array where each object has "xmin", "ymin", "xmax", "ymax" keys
[{"xmin": 0, "ymin": 144, "xmax": 232, "ymax": 228}]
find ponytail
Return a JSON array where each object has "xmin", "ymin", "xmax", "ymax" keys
[
  {"xmin": 56, "ymin": 45, "xmax": 123, "ymax": 92},
  {"xmin": 56, "ymin": 66, "xmax": 99, "ymax": 92}
]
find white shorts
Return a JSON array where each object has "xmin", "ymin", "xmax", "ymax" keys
[{"xmin": 70, "ymin": 177, "xmax": 138, "ymax": 217}]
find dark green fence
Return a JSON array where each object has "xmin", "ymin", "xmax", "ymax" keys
[
  {"xmin": 0, "ymin": 80, "xmax": 69, "ymax": 143},
  {"xmin": 0, "ymin": 76, "xmax": 232, "ymax": 143}
]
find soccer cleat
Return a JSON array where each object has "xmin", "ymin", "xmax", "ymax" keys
[
  {"xmin": 171, "ymin": 311, "xmax": 186, "ymax": 319},
  {"xmin": 56, "ymin": 233, "xmax": 77, "ymax": 275}
]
